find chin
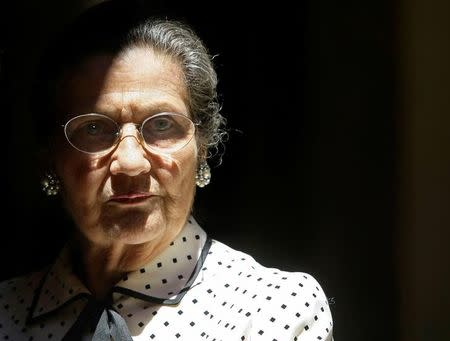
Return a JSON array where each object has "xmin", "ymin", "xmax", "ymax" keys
[
  {"xmin": 113, "ymin": 228, "xmax": 165, "ymax": 245},
  {"xmin": 101, "ymin": 209, "xmax": 166, "ymax": 244}
]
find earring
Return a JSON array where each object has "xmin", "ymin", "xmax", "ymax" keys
[
  {"xmin": 41, "ymin": 172, "xmax": 61, "ymax": 196},
  {"xmin": 196, "ymin": 161, "xmax": 211, "ymax": 188}
]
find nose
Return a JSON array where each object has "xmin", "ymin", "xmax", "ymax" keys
[{"xmin": 110, "ymin": 125, "xmax": 151, "ymax": 176}]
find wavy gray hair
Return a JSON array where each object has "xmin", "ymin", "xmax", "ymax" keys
[{"xmin": 127, "ymin": 20, "xmax": 226, "ymax": 159}]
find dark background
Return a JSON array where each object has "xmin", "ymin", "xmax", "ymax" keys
[{"xmin": 1, "ymin": 1, "xmax": 449, "ymax": 341}]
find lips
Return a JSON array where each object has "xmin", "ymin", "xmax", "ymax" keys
[{"xmin": 109, "ymin": 192, "xmax": 153, "ymax": 204}]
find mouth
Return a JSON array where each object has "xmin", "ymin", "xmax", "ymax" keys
[{"xmin": 108, "ymin": 192, "xmax": 154, "ymax": 205}]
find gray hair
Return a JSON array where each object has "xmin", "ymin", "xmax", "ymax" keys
[{"xmin": 126, "ymin": 20, "xmax": 227, "ymax": 159}]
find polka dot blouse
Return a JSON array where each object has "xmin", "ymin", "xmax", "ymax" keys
[{"xmin": 0, "ymin": 217, "xmax": 334, "ymax": 340}]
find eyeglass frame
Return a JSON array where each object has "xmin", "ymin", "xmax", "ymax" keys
[{"xmin": 61, "ymin": 112, "xmax": 199, "ymax": 155}]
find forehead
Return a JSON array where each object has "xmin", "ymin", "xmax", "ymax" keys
[{"xmin": 56, "ymin": 46, "xmax": 189, "ymax": 120}]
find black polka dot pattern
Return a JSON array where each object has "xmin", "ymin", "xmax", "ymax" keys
[{"xmin": 0, "ymin": 217, "xmax": 333, "ymax": 340}]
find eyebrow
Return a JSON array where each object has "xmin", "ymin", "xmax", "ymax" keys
[
  {"xmin": 129, "ymin": 102, "xmax": 187, "ymax": 115},
  {"xmin": 63, "ymin": 106, "xmax": 188, "ymax": 125}
]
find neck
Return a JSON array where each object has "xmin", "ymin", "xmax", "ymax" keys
[{"xmin": 69, "ymin": 235, "xmax": 168, "ymax": 300}]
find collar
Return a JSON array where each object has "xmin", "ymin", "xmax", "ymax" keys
[{"xmin": 27, "ymin": 217, "xmax": 210, "ymax": 324}]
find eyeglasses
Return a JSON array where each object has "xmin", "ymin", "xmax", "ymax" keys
[{"xmin": 63, "ymin": 112, "xmax": 196, "ymax": 155}]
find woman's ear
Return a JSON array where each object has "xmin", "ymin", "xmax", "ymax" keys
[
  {"xmin": 197, "ymin": 140, "xmax": 209, "ymax": 162},
  {"xmin": 36, "ymin": 133, "xmax": 61, "ymax": 172},
  {"xmin": 36, "ymin": 146, "xmax": 53, "ymax": 175},
  {"xmin": 198, "ymin": 150, "xmax": 207, "ymax": 164}
]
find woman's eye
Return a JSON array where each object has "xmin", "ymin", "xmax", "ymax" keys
[
  {"xmin": 151, "ymin": 117, "xmax": 173, "ymax": 131},
  {"xmin": 85, "ymin": 122, "xmax": 103, "ymax": 135}
]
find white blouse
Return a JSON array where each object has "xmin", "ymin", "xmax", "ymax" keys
[{"xmin": 0, "ymin": 218, "xmax": 334, "ymax": 340}]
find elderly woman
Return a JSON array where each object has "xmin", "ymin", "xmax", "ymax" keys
[{"xmin": 0, "ymin": 1, "xmax": 333, "ymax": 340}]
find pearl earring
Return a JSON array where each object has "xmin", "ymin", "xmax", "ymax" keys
[
  {"xmin": 41, "ymin": 172, "xmax": 61, "ymax": 196},
  {"xmin": 196, "ymin": 161, "xmax": 211, "ymax": 188}
]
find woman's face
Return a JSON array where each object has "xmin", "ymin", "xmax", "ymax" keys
[{"xmin": 53, "ymin": 46, "xmax": 197, "ymax": 248}]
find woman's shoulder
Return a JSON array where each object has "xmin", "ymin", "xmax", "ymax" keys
[
  {"xmin": 200, "ymin": 239, "xmax": 334, "ymax": 340},
  {"xmin": 206, "ymin": 239, "xmax": 331, "ymax": 297},
  {"xmin": 208, "ymin": 238, "xmax": 327, "ymax": 282},
  {"xmin": 0, "ymin": 269, "xmax": 47, "ymax": 296},
  {"xmin": 0, "ymin": 269, "xmax": 47, "ymax": 326}
]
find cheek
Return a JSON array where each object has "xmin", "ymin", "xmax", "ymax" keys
[
  {"xmin": 156, "ymin": 158, "xmax": 196, "ymax": 193},
  {"xmin": 57, "ymin": 153, "xmax": 104, "ymax": 206},
  {"xmin": 153, "ymin": 149, "xmax": 197, "ymax": 197}
]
